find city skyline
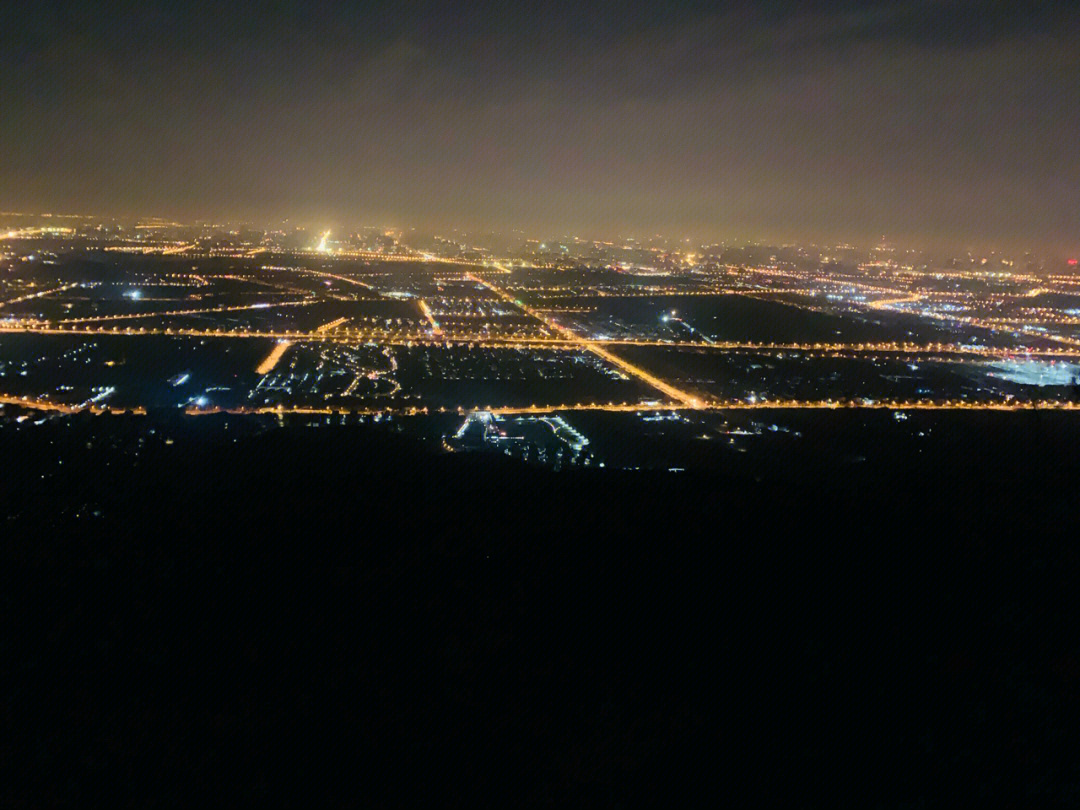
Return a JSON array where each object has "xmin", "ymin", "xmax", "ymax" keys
[{"xmin": 3, "ymin": 210, "xmax": 1078, "ymax": 266}]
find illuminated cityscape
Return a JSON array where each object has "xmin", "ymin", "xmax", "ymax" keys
[
  {"xmin": 5, "ymin": 2, "xmax": 1080, "ymax": 807},
  {"xmin": 3, "ymin": 219, "xmax": 1080, "ymax": 450}
]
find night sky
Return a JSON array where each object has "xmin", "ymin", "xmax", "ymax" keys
[{"xmin": 2, "ymin": 1, "xmax": 1078, "ymax": 251}]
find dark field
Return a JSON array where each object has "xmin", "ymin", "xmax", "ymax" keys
[
  {"xmin": 0, "ymin": 333, "xmax": 273, "ymax": 409},
  {"xmin": 607, "ymin": 346, "xmax": 1080, "ymax": 403},
  {"xmin": 4, "ymin": 411, "xmax": 1080, "ymax": 805}
]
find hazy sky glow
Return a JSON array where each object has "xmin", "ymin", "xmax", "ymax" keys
[{"xmin": 2, "ymin": 1, "xmax": 1078, "ymax": 251}]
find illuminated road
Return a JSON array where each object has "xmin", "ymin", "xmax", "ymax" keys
[
  {"xmin": 290, "ymin": 267, "xmax": 376, "ymax": 290},
  {"xmin": 518, "ymin": 288, "xmax": 821, "ymax": 299},
  {"xmin": 57, "ymin": 298, "xmax": 316, "ymax": 325},
  {"xmin": 178, "ymin": 399, "xmax": 1080, "ymax": 417},
  {"xmin": 0, "ymin": 394, "xmax": 80, "ymax": 413},
  {"xmin": 0, "ymin": 393, "xmax": 144, "ymax": 415},
  {"xmin": 0, "ymin": 283, "xmax": 79, "ymax": 308},
  {"xmin": 99, "ymin": 245, "xmax": 489, "ymax": 265},
  {"xmin": 417, "ymin": 299, "xmax": 442, "ymax": 334},
  {"xmin": 584, "ymin": 342, "xmax": 702, "ymax": 407},
  {"xmin": 467, "ymin": 272, "xmax": 703, "ymax": 407},
  {"xmin": 315, "ymin": 317, "xmax": 350, "ymax": 333},
  {"xmin": 4, "ymin": 321, "xmax": 1080, "ymax": 359},
  {"xmin": 6, "ymin": 389, "xmax": 1080, "ymax": 419},
  {"xmin": 255, "ymin": 341, "xmax": 292, "ymax": 374},
  {"xmin": 867, "ymin": 293, "xmax": 924, "ymax": 310}
]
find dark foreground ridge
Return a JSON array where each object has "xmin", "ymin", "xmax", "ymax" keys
[{"xmin": 4, "ymin": 418, "xmax": 1080, "ymax": 806}]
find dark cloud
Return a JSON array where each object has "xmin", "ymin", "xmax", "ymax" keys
[{"xmin": 1, "ymin": 1, "xmax": 1078, "ymax": 251}]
